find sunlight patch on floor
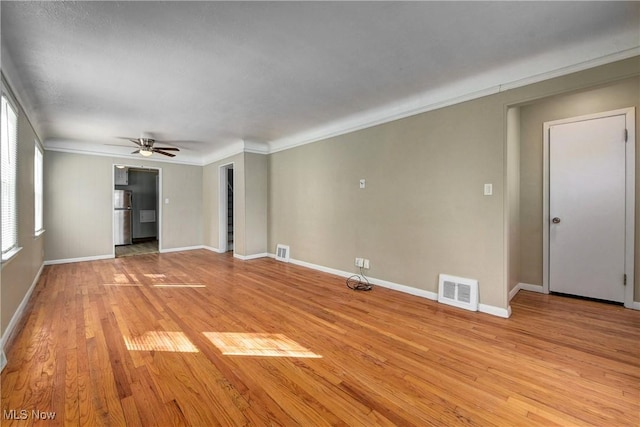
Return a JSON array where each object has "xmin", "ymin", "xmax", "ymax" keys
[
  {"xmin": 125, "ymin": 331, "xmax": 199, "ymax": 352},
  {"xmin": 153, "ymin": 283, "xmax": 205, "ymax": 288},
  {"xmin": 103, "ymin": 283, "xmax": 143, "ymax": 287},
  {"xmin": 104, "ymin": 273, "xmax": 143, "ymax": 286},
  {"xmin": 204, "ymin": 332, "xmax": 322, "ymax": 358}
]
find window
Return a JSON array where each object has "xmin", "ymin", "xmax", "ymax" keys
[
  {"xmin": 34, "ymin": 142, "xmax": 44, "ymax": 236},
  {"xmin": 1, "ymin": 95, "xmax": 18, "ymax": 260}
]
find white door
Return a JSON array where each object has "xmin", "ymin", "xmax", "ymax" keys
[{"xmin": 549, "ymin": 114, "xmax": 627, "ymax": 302}]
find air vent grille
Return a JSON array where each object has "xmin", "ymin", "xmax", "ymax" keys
[
  {"xmin": 275, "ymin": 244, "xmax": 290, "ymax": 263},
  {"xmin": 438, "ymin": 274, "xmax": 478, "ymax": 311}
]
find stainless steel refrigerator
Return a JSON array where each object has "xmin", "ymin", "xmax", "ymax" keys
[{"xmin": 114, "ymin": 190, "xmax": 132, "ymax": 245}]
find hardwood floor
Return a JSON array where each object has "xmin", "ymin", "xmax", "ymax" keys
[{"xmin": 2, "ymin": 250, "xmax": 639, "ymax": 426}]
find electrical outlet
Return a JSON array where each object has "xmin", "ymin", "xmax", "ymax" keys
[
  {"xmin": 355, "ymin": 258, "xmax": 364, "ymax": 268},
  {"xmin": 363, "ymin": 259, "xmax": 370, "ymax": 269}
]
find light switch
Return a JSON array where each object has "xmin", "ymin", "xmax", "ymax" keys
[
  {"xmin": 360, "ymin": 179, "xmax": 366, "ymax": 189},
  {"xmin": 484, "ymin": 184, "xmax": 493, "ymax": 196},
  {"xmin": 165, "ymin": 198, "xmax": 170, "ymax": 204}
]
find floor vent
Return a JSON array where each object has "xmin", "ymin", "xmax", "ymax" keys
[
  {"xmin": 275, "ymin": 244, "xmax": 290, "ymax": 263},
  {"xmin": 438, "ymin": 274, "xmax": 479, "ymax": 311},
  {"xmin": 0, "ymin": 351, "xmax": 6, "ymax": 372}
]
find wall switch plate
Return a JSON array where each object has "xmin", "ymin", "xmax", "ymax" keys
[
  {"xmin": 165, "ymin": 198, "xmax": 170, "ymax": 204},
  {"xmin": 484, "ymin": 183, "xmax": 493, "ymax": 196},
  {"xmin": 359, "ymin": 179, "xmax": 366, "ymax": 189},
  {"xmin": 363, "ymin": 259, "xmax": 370, "ymax": 269}
]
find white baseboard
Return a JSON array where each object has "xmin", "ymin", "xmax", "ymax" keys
[
  {"xmin": 234, "ymin": 252, "xmax": 269, "ymax": 261},
  {"xmin": 479, "ymin": 303, "xmax": 511, "ymax": 318},
  {"xmin": 519, "ymin": 282, "xmax": 545, "ymax": 293},
  {"xmin": 509, "ymin": 282, "xmax": 545, "ymax": 301},
  {"xmin": 203, "ymin": 246, "xmax": 224, "ymax": 253},
  {"xmin": 632, "ymin": 301, "xmax": 640, "ymax": 310},
  {"xmin": 159, "ymin": 245, "xmax": 205, "ymax": 254},
  {"xmin": 44, "ymin": 254, "xmax": 114, "ymax": 265},
  {"xmin": 1, "ymin": 263, "xmax": 45, "ymax": 370},
  {"xmin": 508, "ymin": 284, "xmax": 521, "ymax": 302},
  {"xmin": 272, "ymin": 255, "xmax": 509, "ymax": 318}
]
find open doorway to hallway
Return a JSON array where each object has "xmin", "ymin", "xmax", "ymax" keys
[
  {"xmin": 219, "ymin": 163, "xmax": 234, "ymax": 253},
  {"xmin": 114, "ymin": 165, "xmax": 161, "ymax": 257}
]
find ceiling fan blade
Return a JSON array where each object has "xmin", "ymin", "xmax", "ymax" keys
[
  {"xmin": 153, "ymin": 147, "xmax": 180, "ymax": 151},
  {"xmin": 154, "ymin": 149, "xmax": 176, "ymax": 157},
  {"xmin": 131, "ymin": 149, "xmax": 140, "ymax": 154},
  {"xmin": 115, "ymin": 136, "xmax": 143, "ymax": 146}
]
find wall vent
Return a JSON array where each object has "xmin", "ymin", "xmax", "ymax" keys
[
  {"xmin": 275, "ymin": 244, "xmax": 290, "ymax": 263},
  {"xmin": 438, "ymin": 274, "xmax": 479, "ymax": 311}
]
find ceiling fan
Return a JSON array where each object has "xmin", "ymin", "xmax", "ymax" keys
[{"xmin": 119, "ymin": 137, "xmax": 180, "ymax": 158}]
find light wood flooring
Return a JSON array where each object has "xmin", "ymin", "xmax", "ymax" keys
[{"xmin": 2, "ymin": 250, "xmax": 639, "ymax": 426}]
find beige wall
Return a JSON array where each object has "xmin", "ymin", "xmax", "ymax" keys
[
  {"xmin": 244, "ymin": 153, "xmax": 268, "ymax": 256},
  {"xmin": 268, "ymin": 57, "xmax": 640, "ymax": 311},
  {"xmin": 1, "ymin": 77, "xmax": 45, "ymax": 338},
  {"xmin": 269, "ymin": 96, "xmax": 507, "ymax": 308},
  {"xmin": 507, "ymin": 107, "xmax": 521, "ymax": 294},
  {"xmin": 518, "ymin": 76, "xmax": 640, "ymax": 301},
  {"xmin": 44, "ymin": 152, "xmax": 203, "ymax": 261}
]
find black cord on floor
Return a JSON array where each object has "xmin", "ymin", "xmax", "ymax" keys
[{"xmin": 346, "ymin": 267, "xmax": 372, "ymax": 291}]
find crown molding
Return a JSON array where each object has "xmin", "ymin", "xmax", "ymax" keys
[{"xmin": 268, "ymin": 48, "xmax": 640, "ymax": 154}]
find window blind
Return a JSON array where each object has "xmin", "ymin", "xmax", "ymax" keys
[
  {"xmin": 35, "ymin": 143, "xmax": 44, "ymax": 235},
  {"xmin": 1, "ymin": 95, "xmax": 18, "ymax": 257}
]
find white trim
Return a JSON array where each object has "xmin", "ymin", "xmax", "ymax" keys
[
  {"xmin": 624, "ymin": 111, "xmax": 636, "ymax": 309},
  {"xmin": 1, "ymin": 246, "xmax": 23, "ymax": 266},
  {"xmin": 38, "ymin": 49, "xmax": 640, "ymax": 164},
  {"xmin": 519, "ymin": 282, "xmax": 546, "ymax": 294},
  {"xmin": 632, "ymin": 301, "xmax": 640, "ymax": 310},
  {"xmin": 1, "ymin": 263, "xmax": 44, "ymax": 362},
  {"xmin": 159, "ymin": 245, "xmax": 205, "ymax": 254},
  {"xmin": 219, "ymin": 162, "xmax": 235, "ymax": 253},
  {"xmin": 44, "ymin": 254, "xmax": 113, "ymax": 265},
  {"xmin": 509, "ymin": 282, "xmax": 546, "ymax": 301},
  {"xmin": 270, "ymin": 254, "xmax": 510, "ymax": 318},
  {"xmin": 203, "ymin": 246, "xmax": 224, "ymax": 254},
  {"xmin": 498, "ymin": 48, "xmax": 640, "ymax": 93},
  {"xmin": 508, "ymin": 284, "xmax": 521, "ymax": 302},
  {"xmin": 268, "ymin": 48, "xmax": 640, "ymax": 154},
  {"xmin": 45, "ymin": 144, "xmax": 202, "ymax": 166},
  {"xmin": 479, "ymin": 304, "xmax": 512, "ymax": 319},
  {"xmin": 203, "ymin": 141, "xmax": 245, "ymax": 166},
  {"xmin": 543, "ymin": 108, "xmax": 635, "ymax": 307},
  {"xmin": 233, "ymin": 253, "xmax": 269, "ymax": 261}
]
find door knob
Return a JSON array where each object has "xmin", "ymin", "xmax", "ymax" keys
[{"xmin": 552, "ymin": 217, "xmax": 561, "ymax": 224}]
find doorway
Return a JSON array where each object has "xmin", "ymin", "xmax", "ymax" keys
[
  {"xmin": 219, "ymin": 163, "xmax": 234, "ymax": 253},
  {"xmin": 543, "ymin": 108, "xmax": 635, "ymax": 305},
  {"xmin": 113, "ymin": 165, "xmax": 161, "ymax": 258}
]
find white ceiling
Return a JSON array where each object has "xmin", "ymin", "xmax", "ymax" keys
[{"xmin": 2, "ymin": 1, "xmax": 639, "ymax": 165}]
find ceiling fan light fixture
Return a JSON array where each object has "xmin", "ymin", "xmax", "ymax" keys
[{"xmin": 140, "ymin": 148, "xmax": 153, "ymax": 157}]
